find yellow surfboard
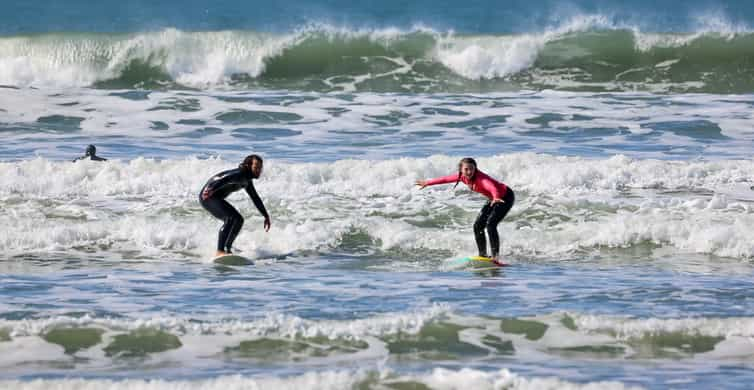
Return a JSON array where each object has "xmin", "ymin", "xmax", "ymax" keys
[{"xmin": 450, "ymin": 256, "xmax": 508, "ymax": 267}]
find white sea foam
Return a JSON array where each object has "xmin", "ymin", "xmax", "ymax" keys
[
  {"xmin": 573, "ymin": 313, "xmax": 754, "ymax": 339},
  {"xmin": 435, "ymin": 14, "xmax": 619, "ymax": 79},
  {"xmin": 0, "ymin": 372, "xmax": 364, "ymax": 390},
  {"xmin": 1, "ymin": 154, "xmax": 753, "ymax": 260},
  {"xmin": 416, "ymin": 368, "xmax": 643, "ymax": 390},
  {"xmin": 0, "ymin": 24, "xmax": 433, "ymax": 89},
  {"xmin": 0, "ymin": 28, "xmax": 294, "ymax": 88},
  {"xmin": 436, "ymin": 13, "xmax": 752, "ymax": 80},
  {"xmin": 1, "ymin": 310, "xmax": 753, "ymax": 373},
  {"xmin": 0, "ymin": 368, "xmax": 643, "ymax": 390},
  {"xmin": 0, "ymin": 304, "xmax": 448, "ymax": 339}
]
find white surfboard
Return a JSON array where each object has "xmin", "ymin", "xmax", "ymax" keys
[{"xmin": 212, "ymin": 254, "xmax": 254, "ymax": 266}]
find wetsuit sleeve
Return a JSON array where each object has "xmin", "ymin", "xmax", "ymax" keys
[
  {"xmin": 424, "ymin": 174, "xmax": 459, "ymax": 187},
  {"xmin": 245, "ymin": 182, "xmax": 270, "ymax": 220}
]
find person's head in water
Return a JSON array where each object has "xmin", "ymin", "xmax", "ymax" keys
[
  {"xmin": 454, "ymin": 157, "xmax": 477, "ymax": 188},
  {"xmin": 73, "ymin": 144, "xmax": 106, "ymax": 162},
  {"xmin": 240, "ymin": 154, "xmax": 263, "ymax": 179}
]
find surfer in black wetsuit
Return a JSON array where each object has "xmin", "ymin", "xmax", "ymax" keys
[
  {"xmin": 73, "ymin": 144, "xmax": 107, "ymax": 162},
  {"xmin": 199, "ymin": 154, "xmax": 271, "ymax": 257}
]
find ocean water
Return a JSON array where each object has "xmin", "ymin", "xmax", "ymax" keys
[{"xmin": 2, "ymin": 1, "xmax": 754, "ymax": 389}]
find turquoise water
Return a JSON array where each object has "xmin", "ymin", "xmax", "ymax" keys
[{"xmin": 2, "ymin": 1, "xmax": 754, "ymax": 389}]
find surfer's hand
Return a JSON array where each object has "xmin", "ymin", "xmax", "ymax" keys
[
  {"xmin": 491, "ymin": 198, "xmax": 504, "ymax": 205},
  {"xmin": 264, "ymin": 218, "xmax": 271, "ymax": 232},
  {"xmin": 415, "ymin": 180, "xmax": 428, "ymax": 189}
]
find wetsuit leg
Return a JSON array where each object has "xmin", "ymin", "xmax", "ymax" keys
[
  {"xmin": 473, "ymin": 203, "xmax": 493, "ymax": 257},
  {"xmin": 200, "ymin": 197, "xmax": 244, "ymax": 253},
  {"xmin": 485, "ymin": 189, "xmax": 515, "ymax": 257},
  {"xmin": 224, "ymin": 213, "xmax": 244, "ymax": 253}
]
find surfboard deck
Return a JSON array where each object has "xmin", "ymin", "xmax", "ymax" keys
[
  {"xmin": 212, "ymin": 254, "xmax": 254, "ymax": 266},
  {"xmin": 450, "ymin": 255, "xmax": 508, "ymax": 268}
]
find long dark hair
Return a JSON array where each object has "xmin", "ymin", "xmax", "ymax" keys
[
  {"xmin": 454, "ymin": 157, "xmax": 477, "ymax": 188},
  {"xmin": 239, "ymin": 154, "xmax": 263, "ymax": 172}
]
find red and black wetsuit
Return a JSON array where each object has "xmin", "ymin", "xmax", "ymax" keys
[{"xmin": 425, "ymin": 170, "xmax": 515, "ymax": 258}]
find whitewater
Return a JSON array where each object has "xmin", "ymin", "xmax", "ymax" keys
[{"xmin": 3, "ymin": 1, "xmax": 754, "ymax": 389}]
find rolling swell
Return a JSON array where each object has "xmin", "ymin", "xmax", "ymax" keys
[{"xmin": 1, "ymin": 26, "xmax": 754, "ymax": 92}]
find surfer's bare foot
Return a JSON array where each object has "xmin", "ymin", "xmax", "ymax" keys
[{"xmin": 215, "ymin": 251, "xmax": 229, "ymax": 257}]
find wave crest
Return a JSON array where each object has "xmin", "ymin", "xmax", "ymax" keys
[{"xmin": 1, "ymin": 15, "xmax": 753, "ymax": 92}]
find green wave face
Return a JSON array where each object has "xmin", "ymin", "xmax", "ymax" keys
[{"xmin": 3, "ymin": 29, "xmax": 754, "ymax": 93}]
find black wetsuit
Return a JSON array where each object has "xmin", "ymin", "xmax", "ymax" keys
[
  {"xmin": 199, "ymin": 168, "xmax": 269, "ymax": 253},
  {"xmin": 72, "ymin": 155, "xmax": 107, "ymax": 162},
  {"xmin": 473, "ymin": 188, "xmax": 515, "ymax": 258}
]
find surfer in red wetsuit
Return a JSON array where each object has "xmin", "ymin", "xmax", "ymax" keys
[
  {"xmin": 416, "ymin": 158, "xmax": 514, "ymax": 265},
  {"xmin": 199, "ymin": 155, "xmax": 271, "ymax": 257}
]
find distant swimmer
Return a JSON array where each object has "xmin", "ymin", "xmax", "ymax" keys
[
  {"xmin": 72, "ymin": 144, "xmax": 107, "ymax": 162},
  {"xmin": 199, "ymin": 154, "xmax": 271, "ymax": 257},
  {"xmin": 416, "ymin": 157, "xmax": 514, "ymax": 265}
]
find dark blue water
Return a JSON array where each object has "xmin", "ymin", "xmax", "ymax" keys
[{"xmin": 3, "ymin": 0, "xmax": 754, "ymax": 34}]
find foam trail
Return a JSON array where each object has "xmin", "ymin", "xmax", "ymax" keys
[
  {"xmin": 0, "ymin": 305, "xmax": 448, "ymax": 338},
  {"xmin": 0, "ymin": 368, "xmax": 643, "ymax": 390}
]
